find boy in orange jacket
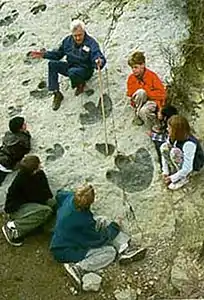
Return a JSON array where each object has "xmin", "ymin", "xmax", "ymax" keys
[{"xmin": 127, "ymin": 51, "xmax": 166, "ymax": 127}]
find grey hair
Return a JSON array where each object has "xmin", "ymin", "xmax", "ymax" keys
[{"xmin": 70, "ymin": 19, "xmax": 85, "ymax": 32}]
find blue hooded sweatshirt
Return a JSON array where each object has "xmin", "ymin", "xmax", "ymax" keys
[{"xmin": 50, "ymin": 190, "xmax": 120, "ymax": 263}]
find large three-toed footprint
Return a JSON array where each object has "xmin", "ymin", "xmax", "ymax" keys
[
  {"xmin": 106, "ymin": 148, "xmax": 154, "ymax": 192},
  {"xmin": 45, "ymin": 143, "xmax": 66, "ymax": 162},
  {"xmin": 79, "ymin": 93, "xmax": 112, "ymax": 125}
]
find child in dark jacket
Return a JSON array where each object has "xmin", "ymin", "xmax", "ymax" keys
[
  {"xmin": 0, "ymin": 116, "xmax": 31, "ymax": 185},
  {"xmin": 50, "ymin": 184, "xmax": 146, "ymax": 289},
  {"xmin": 2, "ymin": 155, "xmax": 55, "ymax": 247}
]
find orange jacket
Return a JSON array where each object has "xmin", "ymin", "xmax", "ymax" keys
[{"xmin": 127, "ymin": 68, "xmax": 166, "ymax": 109}]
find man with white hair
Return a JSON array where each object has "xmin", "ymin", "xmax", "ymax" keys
[{"xmin": 31, "ymin": 20, "xmax": 106, "ymax": 110}]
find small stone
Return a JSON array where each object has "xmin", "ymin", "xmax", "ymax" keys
[
  {"xmin": 149, "ymin": 280, "xmax": 154, "ymax": 286},
  {"xmin": 82, "ymin": 272, "xmax": 102, "ymax": 292},
  {"xmin": 114, "ymin": 288, "xmax": 136, "ymax": 300},
  {"xmin": 69, "ymin": 287, "xmax": 75, "ymax": 294},
  {"xmin": 136, "ymin": 287, "xmax": 142, "ymax": 295}
]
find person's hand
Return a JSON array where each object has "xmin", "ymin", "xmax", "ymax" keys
[
  {"xmin": 30, "ymin": 48, "xmax": 46, "ymax": 59},
  {"xmin": 146, "ymin": 130, "xmax": 152, "ymax": 137},
  {"xmin": 95, "ymin": 215, "xmax": 109, "ymax": 231},
  {"xmin": 163, "ymin": 174, "xmax": 171, "ymax": 185},
  {"xmin": 95, "ymin": 57, "xmax": 102, "ymax": 68}
]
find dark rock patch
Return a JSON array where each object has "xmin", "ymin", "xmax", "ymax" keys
[
  {"xmin": 106, "ymin": 147, "xmax": 154, "ymax": 192},
  {"xmin": 30, "ymin": 4, "xmax": 47, "ymax": 15},
  {"xmin": 95, "ymin": 143, "xmax": 115, "ymax": 156},
  {"xmin": 46, "ymin": 143, "xmax": 65, "ymax": 162},
  {"xmin": 18, "ymin": 31, "xmax": 24, "ymax": 39},
  {"xmin": 2, "ymin": 34, "xmax": 17, "ymax": 47},
  {"xmin": 22, "ymin": 79, "xmax": 31, "ymax": 86},
  {"xmin": 8, "ymin": 105, "xmax": 22, "ymax": 117},
  {"xmin": 79, "ymin": 93, "xmax": 112, "ymax": 125},
  {"xmin": 98, "ymin": 93, "xmax": 112, "ymax": 118},
  {"xmin": 84, "ymin": 88, "xmax": 94, "ymax": 97},
  {"xmin": 2, "ymin": 31, "xmax": 24, "ymax": 47},
  {"xmin": 37, "ymin": 80, "xmax": 46, "ymax": 89},
  {"xmin": 0, "ymin": 2, "xmax": 6, "ymax": 11}
]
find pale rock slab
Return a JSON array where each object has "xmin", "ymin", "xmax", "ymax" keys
[{"xmin": 82, "ymin": 272, "xmax": 102, "ymax": 292}]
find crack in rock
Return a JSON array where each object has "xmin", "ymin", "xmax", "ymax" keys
[{"xmin": 103, "ymin": 0, "xmax": 128, "ymax": 51}]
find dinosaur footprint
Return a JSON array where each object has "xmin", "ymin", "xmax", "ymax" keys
[
  {"xmin": 46, "ymin": 143, "xmax": 65, "ymax": 162},
  {"xmin": 106, "ymin": 148, "xmax": 154, "ymax": 193},
  {"xmin": 8, "ymin": 105, "xmax": 23, "ymax": 117},
  {"xmin": 30, "ymin": 4, "xmax": 47, "ymax": 15},
  {"xmin": 79, "ymin": 93, "xmax": 112, "ymax": 125},
  {"xmin": 30, "ymin": 80, "xmax": 49, "ymax": 99},
  {"xmin": 2, "ymin": 31, "xmax": 24, "ymax": 47},
  {"xmin": 95, "ymin": 143, "xmax": 115, "ymax": 156},
  {"xmin": 0, "ymin": 10, "xmax": 19, "ymax": 26}
]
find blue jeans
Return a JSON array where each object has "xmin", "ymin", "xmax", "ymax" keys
[{"xmin": 48, "ymin": 60, "xmax": 93, "ymax": 91}]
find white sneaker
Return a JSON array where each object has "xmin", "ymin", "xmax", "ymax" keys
[{"xmin": 168, "ymin": 178, "xmax": 189, "ymax": 190}]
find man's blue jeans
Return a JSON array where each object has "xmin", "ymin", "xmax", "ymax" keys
[{"xmin": 48, "ymin": 60, "xmax": 93, "ymax": 91}]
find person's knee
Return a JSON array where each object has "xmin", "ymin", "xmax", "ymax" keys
[
  {"xmin": 135, "ymin": 89, "xmax": 146, "ymax": 97},
  {"xmin": 160, "ymin": 142, "xmax": 169, "ymax": 154}
]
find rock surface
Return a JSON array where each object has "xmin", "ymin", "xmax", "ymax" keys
[{"xmin": 2, "ymin": 0, "xmax": 204, "ymax": 299}]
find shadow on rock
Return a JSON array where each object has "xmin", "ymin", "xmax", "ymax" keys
[
  {"xmin": 79, "ymin": 93, "xmax": 112, "ymax": 125},
  {"xmin": 106, "ymin": 147, "xmax": 154, "ymax": 192},
  {"xmin": 95, "ymin": 143, "xmax": 115, "ymax": 156}
]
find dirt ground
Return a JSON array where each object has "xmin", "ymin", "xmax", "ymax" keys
[
  {"xmin": 0, "ymin": 214, "xmax": 182, "ymax": 300},
  {"xmin": 0, "ymin": 213, "xmax": 165, "ymax": 300}
]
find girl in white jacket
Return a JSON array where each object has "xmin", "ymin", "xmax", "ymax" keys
[{"xmin": 160, "ymin": 115, "xmax": 201, "ymax": 190}]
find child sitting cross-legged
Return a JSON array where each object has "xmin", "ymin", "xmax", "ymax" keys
[{"xmin": 50, "ymin": 184, "xmax": 147, "ymax": 290}]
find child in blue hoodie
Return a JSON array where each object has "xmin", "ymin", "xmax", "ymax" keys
[{"xmin": 50, "ymin": 184, "xmax": 146, "ymax": 289}]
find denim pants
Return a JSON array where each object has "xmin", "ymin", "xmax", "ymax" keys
[{"xmin": 48, "ymin": 60, "xmax": 93, "ymax": 91}]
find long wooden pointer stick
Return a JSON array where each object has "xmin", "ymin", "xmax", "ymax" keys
[{"xmin": 97, "ymin": 65, "xmax": 109, "ymax": 156}]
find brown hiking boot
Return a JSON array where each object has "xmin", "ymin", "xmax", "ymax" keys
[
  {"xmin": 52, "ymin": 91, "xmax": 64, "ymax": 111},
  {"xmin": 75, "ymin": 84, "xmax": 85, "ymax": 96}
]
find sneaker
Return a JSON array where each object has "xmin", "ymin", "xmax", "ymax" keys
[
  {"xmin": 64, "ymin": 263, "xmax": 82, "ymax": 290},
  {"xmin": 168, "ymin": 177, "xmax": 189, "ymax": 190},
  {"xmin": 52, "ymin": 91, "xmax": 64, "ymax": 111},
  {"xmin": 75, "ymin": 84, "xmax": 85, "ymax": 96},
  {"xmin": 119, "ymin": 247, "xmax": 147, "ymax": 264},
  {"xmin": 2, "ymin": 223, "xmax": 23, "ymax": 247}
]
